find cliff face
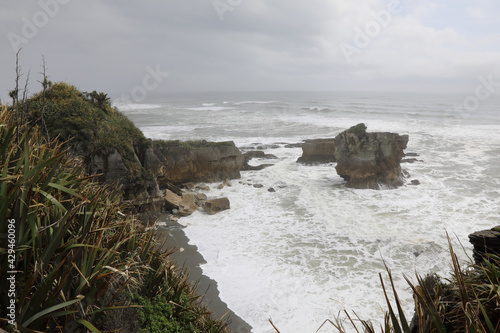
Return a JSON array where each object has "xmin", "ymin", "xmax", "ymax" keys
[
  {"xmin": 296, "ymin": 139, "xmax": 336, "ymax": 164},
  {"xmin": 333, "ymin": 123, "xmax": 408, "ymax": 189},
  {"xmin": 88, "ymin": 141, "xmax": 245, "ymax": 223},
  {"xmin": 25, "ymin": 82, "xmax": 247, "ymax": 224},
  {"xmin": 152, "ymin": 141, "xmax": 245, "ymax": 185}
]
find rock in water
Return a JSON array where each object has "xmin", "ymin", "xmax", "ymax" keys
[
  {"xmin": 203, "ymin": 197, "xmax": 230, "ymax": 215},
  {"xmin": 296, "ymin": 138, "xmax": 336, "ymax": 164},
  {"xmin": 469, "ymin": 226, "xmax": 500, "ymax": 264},
  {"xmin": 333, "ymin": 123, "xmax": 409, "ymax": 189}
]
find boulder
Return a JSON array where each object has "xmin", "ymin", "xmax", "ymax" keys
[
  {"xmin": 179, "ymin": 193, "xmax": 199, "ymax": 216},
  {"xmin": 203, "ymin": 197, "xmax": 230, "ymax": 215},
  {"xmin": 164, "ymin": 189, "xmax": 182, "ymax": 210},
  {"xmin": 333, "ymin": 123, "xmax": 409, "ymax": 189},
  {"xmin": 195, "ymin": 193, "xmax": 208, "ymax": 206},
  {"xmin": 297, "ymin": 139, "xmax": 336, "ymax": 164}
]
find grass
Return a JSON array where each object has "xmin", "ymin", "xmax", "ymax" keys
[{"xmin": 0, "ymin": 105, "xmax": 228, "ymax": 332}]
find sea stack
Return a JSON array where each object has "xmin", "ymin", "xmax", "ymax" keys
[{"xmin": 333, "ymin": 123, "xmax": 409, "ymax": 189}]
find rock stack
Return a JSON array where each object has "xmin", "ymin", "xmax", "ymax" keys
[
  {"xmin": 468, "ymin": 226, "xmax": 500, "ymax": 264},
  {"xmin": 333, "ymin": 123, "xmax": 409, "ymax": 189}
]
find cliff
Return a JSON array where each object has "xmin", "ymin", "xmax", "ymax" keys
[
  {"xmin": 152, "ymin": 140, "xmax": 245, "ymax": 185},
  {"xmin": 24, "ymin": 82, "xmax": 245, "ymax": 223},
  {"xmin": 296, "ymin": 138, "xmax": 336, "ymax": 164},
  {"xmin": 333, "ymin": 123, "xmax": 409, "ymax": 189}
]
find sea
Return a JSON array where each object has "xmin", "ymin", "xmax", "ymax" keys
[{"xmin": 114, "ymin": 91, "xmax": 500, "ymax": 332}]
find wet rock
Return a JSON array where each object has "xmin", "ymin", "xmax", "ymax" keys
[
  {"xmin": 469, "ymin": 226, "xmax": 500, "ymax": 264},
  {"xmin": 217, "ymin": 179, "xmax": 233, "ymax": 189},
  {"xmin": 203, "ymin": 197, "xmax": 230, "ymax": 215},
  {"xmin": 242, "ymin": 163, "xmax": 274, "ymax": 171},
  {"xmin": 333, "ymin": 123, "xmax": 409, "ymax": 189},
  {"xmin": 179, "ymin": 193, "xmax": 198, "ymax": 216},
  {"xmin": 268, "ymin": 187, "xmax": 276, "ymax": 192},
  {"xmin": 195, "ymin": 193, "xmax": 208, "ymax": 206},
  {"xmin": 297, "ymin": 138, "xmax": 336, "ymax": 165},
  {"xmin": 410, "ymin": 179, "xmax": 421, "ymax": 185},
  {"xmin": 284, "ymin": 143, "xmax": 303, "ymax": 148},
  {"xmin": 253, "ymin": 184, "xmax": 264, "ymax": 188},
  {"xmin": 243, "ymin": 151, "xmax": 277, "ymax": 171},
  {"xmin": 243, "ymin": 150, "xmax": 278, "ymax": 160}
]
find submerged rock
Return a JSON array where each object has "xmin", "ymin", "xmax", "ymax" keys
[
  {"xmin": 333, "ymin": 123, "xmax": 409, "ymax": 189},
  {"xmin": 296, "ymin": 138, "xmax": 336, "ymax": 165}
]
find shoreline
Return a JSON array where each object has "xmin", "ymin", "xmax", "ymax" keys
[{"xmin": 155, "ymin": 214, "xmax": 252, "ymax": 333}]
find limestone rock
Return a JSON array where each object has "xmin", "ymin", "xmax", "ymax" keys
[
  {"xmin": 469, "ymin": 226, "xmax": 500, "ymax": 264},
  {"xmin": 333, "ymin": 123, "xmax": 409, "ymax": 189},
  {"xmin": 195, "ymin": 193, "xmax": 208, "ymax": 206},
  {"xmin": 242, "ymin": 150, "xmax": 276, "ymax": 171},
  {"xmin": 179, "ymin": 193, "xmax": 199, "ymax": 216},
  {"xmin": 203, "ymin": 197, "xmax": 230, "ymax": 215},
  {"xmin": 297, "ymin": 139, "xmax": 336, "ymax": 165},
  {"xmin": 153, "ymin": 141, "xmax": 245, "ymax": 184},
  {"xmin": 164, "ymin": 189, "xmax": 182, "ymax": 210}
]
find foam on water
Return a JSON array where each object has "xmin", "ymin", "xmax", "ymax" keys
[{"xmin": 120, "ymin": 92, "xmax": 500, "ymax": 332}]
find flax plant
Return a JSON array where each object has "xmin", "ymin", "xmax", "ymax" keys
[{"xmin": 0, "ymin": 106, "xmax": 148, "ymax": 332}]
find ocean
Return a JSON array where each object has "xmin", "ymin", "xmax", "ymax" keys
[{"xmin": 115, "ymin": 91, "xmax": 500, "ymax": 332}]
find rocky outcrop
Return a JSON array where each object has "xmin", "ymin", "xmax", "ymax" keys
[
  {"xmin": 297, "ymin": 139, "xmax": 336, "ymax": 165},
  {"xmin": 333, "ymin": 123, "xmax": 409, "ymax": 189},
  {"xmin": 469, "ymin": 226, "xmax": 500, "ymax": 264},
  {"xmin": 153, "ymin": 141, "xmax": 245, "ymax": 185},
  {"xmin": 88, "ymin": 140, "xmax": 246, "ymax": 224}
]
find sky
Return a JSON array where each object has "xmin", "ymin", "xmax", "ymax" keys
[{"xmin": 1, "ymin": 0, "xmax": 500, "ymax": 102}]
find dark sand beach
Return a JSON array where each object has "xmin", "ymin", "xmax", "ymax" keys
[{"xmin": 155, "ymin": 215, "xmax": 252, "ymax": 333}]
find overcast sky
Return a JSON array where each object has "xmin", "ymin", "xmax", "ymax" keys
[{"xmin": 1, "ymin": 0, "xmax": 500, "ymax": 102}]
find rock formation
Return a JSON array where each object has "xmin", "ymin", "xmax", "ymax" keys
[
  {"xmin": 88, "ymin": 140, "xmax": 246, "ymax": 224},
  {"xmin": 296, "ymin": 139, "xmax": 336, "ymax": 164},
  {"xmin": 333, "ymin": 123, "xmax": 409, "ymax": 189},
  {"xmin": 242, "ymin": 150, "xmax": 276, "ymax": 171},
  {"xmin": 469, "ymin": 226, "xmax": 500, "ymax": 264},
  {"xmin": 153, "ymin": 140, "xmax": 245, "ymax": 185}
]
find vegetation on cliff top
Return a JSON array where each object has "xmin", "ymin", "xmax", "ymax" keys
[{"xmin": 0, "ymin": 105, "xmax": 228, "ymax": 332}]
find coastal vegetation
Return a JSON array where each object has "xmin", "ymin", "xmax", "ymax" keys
[{"xmin": 0, "ymin": 83, "xmax": 229, "ymax": 331}]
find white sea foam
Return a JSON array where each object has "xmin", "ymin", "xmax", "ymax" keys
[
  {"xmin": 186, "ymin": 106, "xmax": 232, "ymax": 111},
  {"xmin": 128, "ymin": 92, "xmax": 500, "ymax": 333},
  {"xmin": 113, "ymin": 102, "xmax": 163, "ymax": 111}
]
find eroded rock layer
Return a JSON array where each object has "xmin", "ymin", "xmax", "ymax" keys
[{"xmin": 333, "ymin": 123, "xmax": 409, "ymax": 189}]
